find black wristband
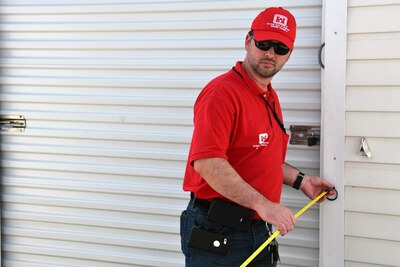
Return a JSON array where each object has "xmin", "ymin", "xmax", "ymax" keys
[{"xmin": 293, "ymin": 171, "xmax": 305, "ymax": 190}]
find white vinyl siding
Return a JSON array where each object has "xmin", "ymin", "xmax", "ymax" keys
[
  {"xmin": 345, "ymin": 1, "xmax": 400, "ymax": 267},
  {"xmin": 1, "ymin": 1, "xmax": 322, "ymax": 266}
]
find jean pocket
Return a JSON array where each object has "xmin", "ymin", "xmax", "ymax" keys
[
  {"xmin": 180, "ymin": 210, "xmax": 188, "ymax": 254},
  {"xmin": 180, "ymin": 210, "xmax": 187, "ymax": 234}
]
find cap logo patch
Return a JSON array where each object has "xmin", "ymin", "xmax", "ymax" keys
[
  {"xmin": 273, "ymin": 14, "xmax": 287, "ymax": 26},
  {"xmin": 268, "ymin": 14, "xmax": 290, "ymax": 32}
]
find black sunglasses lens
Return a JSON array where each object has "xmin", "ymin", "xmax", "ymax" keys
[
  {"xmin": 274, "ymin": 44, "xmax": 290, "ymax": 55},
  {"xmin": 255, "ymin": 40, "xmax": 272, "ymax": 51},
  {"xmin": 254, "ymin": 40, "xmax": 290, "ymax": 55}
]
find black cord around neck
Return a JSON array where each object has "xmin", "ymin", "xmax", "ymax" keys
[
  {"xmin": 232, "ymin": 66, "xmax": 286, "ymax": 134},
  {"xmin": 260, "ymin": 96, "xmax": 287, "ymax": 134}
]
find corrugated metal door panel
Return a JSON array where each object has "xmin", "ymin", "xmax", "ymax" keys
[{"xmin": 0, "ymin": 1, "xmax": 322, "ymax": 266}]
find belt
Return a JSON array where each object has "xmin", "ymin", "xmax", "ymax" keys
[
  {"xmin": 190, "ymin": 192, "xmax": 271, "ymax": 229},
  {"xmin": 190, "ymin": 192, "xmax": 212, "ymax": 210}
]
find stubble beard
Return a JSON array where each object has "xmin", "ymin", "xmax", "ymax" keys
[{"xmin": 248, "ymin": 55, "xmax": 284, "ymax": 79}]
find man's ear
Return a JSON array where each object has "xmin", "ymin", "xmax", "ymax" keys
[
  {"xmin": 285, "ymin": 50, "xmax": 293, "ymax": 62},
  {"xmin": 245, "ymin": 34, "xmax": 252, "ymax": 51}
]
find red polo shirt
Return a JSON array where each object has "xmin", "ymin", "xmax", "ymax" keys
[{"xmin": 183, "ymin": 61, "xmax": 289, "ymax": 214}]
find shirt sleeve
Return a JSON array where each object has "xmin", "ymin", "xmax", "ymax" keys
[{"xmin": 188, "ymin": 94, "xmax": 235, "ymax": 166}]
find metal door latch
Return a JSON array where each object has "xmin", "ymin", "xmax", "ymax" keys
[
  {"xmin": 289, "ymin": 125, "xmax": 320, "ymax": 146},
  {"xmin": 360, "ymin": 137, "xmax": 373, "ymax": 159},
  {"xmin": 0, "ymin": 115, "xmax": 26, "ymax": 132}
]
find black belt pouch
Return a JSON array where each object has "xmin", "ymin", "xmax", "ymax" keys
[
  {"xmin": 207, "ymin": 199, "xmax": 253, "ymax": 231},
  {"xmin": 189, "ymin": 226, "xmax": 229, "ymax": 255}
]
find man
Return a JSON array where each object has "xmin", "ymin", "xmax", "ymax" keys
[{"xmin": 180, "ymin": 7, "xmax": 335, "ymax": 266}]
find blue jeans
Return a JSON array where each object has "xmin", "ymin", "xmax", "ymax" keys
[{"xmin": 180, "ymin": 196, "xmax": 278, "ymax": 267}]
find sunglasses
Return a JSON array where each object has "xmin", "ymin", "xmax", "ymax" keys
[{"xmin": 250, "ymin": 34, "xmax": 290, "ymax": 55}]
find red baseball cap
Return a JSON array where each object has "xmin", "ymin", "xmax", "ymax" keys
[{"xmin": 251, "ymin": 7, "xmax": 297, "ymax": 50}]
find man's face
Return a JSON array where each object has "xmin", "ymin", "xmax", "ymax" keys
[{"xmin": 244, "ymin": 34, "xmax": 291, "ymax": 79}]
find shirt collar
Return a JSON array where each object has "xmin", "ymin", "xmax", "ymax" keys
[{"xmin": 232, "ymin": 61, "xmax": 275, "ymax": 101}]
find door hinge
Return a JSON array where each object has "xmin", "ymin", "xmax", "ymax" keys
[{"xmin": 0, "ymin": 115, "xmax": 26, "ymax": 132}]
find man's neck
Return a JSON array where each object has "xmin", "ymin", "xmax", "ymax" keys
[{"xmin": 242, "ymin": 60, "xmax": 272, "ymax": 91}]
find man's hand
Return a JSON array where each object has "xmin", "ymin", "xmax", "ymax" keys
[
  {"xmin": 255, "ymin": 201, "xmax": 295, "ymax": 236},
  {"xmin": 300, "ymin": 175, "xmax": 335, "ymax": 202}
]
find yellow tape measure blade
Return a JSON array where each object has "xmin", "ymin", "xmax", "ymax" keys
[
  {"xmin": 294, "ymin": 190, "xmax": 328, "ymax": 219},
  {"xmin": 240, "ymin": 189, "xmax": 332, "ymax": 267},
  {"xmin": 240, "ymin": 230, "xmax": 280, "ymax": 267}
]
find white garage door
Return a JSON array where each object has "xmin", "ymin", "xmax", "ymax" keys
[{"xmin": 0, "ymin": 1, "xmax": 323, "ymax": 266}]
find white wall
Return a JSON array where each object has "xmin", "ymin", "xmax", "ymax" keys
[{"xmin": 345, "ymin": 1, "xmax": 400, "ymax": 266}]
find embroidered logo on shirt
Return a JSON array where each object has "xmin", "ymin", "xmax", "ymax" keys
[
  {"xmin": 253, "ymin": 133, "xmax": 270, "ymax": 149},
  {"xmin": 259, "ymin": 133, "xmax": 269, "ymax": 145}
]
